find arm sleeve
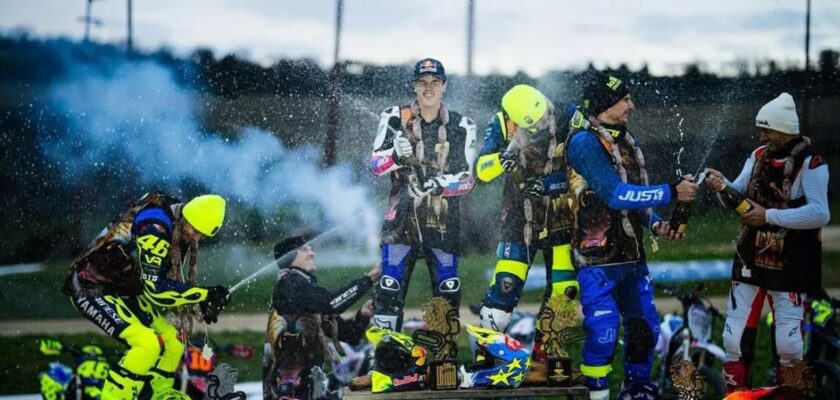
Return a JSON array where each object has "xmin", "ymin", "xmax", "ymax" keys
[
  {"xmin": 567, "ymin": 132, "xmax": 673, "ymax": 210},
  {"xmin": 436, "ymin": 116, "xmax": 478, "ymax": 197},
  {"xmin": 765, "ymin": 161, "xmax": 830, "ymax": 229},
  {"xmin": 272, "ymin": 274, "xmax": 373, "ymax": 315},
  {"xmin": 542, "ymin": 171, "xmax": 568, "ymax": 196},
  {"xmin": 475, "ymin": 115, "xmax": 506, "ymax": 183},
  {"xmin": 369, "ymin": 106, "xmax": 404, "ymax": 176},
  {"xmin": 726, "ymin": 151, "xmax": 757, "ymax": 196}
]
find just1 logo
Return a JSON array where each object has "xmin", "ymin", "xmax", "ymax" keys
[
  {"xmin": 380, "ymin": 276, "xmax": 400, "ymax": 291},
  {"xmin": 617, "ymin": 188, "xmax": 664, "ymax": 202}
]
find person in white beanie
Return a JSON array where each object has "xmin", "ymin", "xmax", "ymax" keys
[{"xmin": 704, "ymin": 92, "xmax": 831, "ymax": 395}]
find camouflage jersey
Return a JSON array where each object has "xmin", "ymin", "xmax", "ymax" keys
[
  {"xmin": 475, "ymin": 111, "xmax": 573, "ymax": 246},
  {"xmin": 370, "ymin": 103, "xmax": 477, "ymax": 253},
  {"xmin": 63, "ymin": 192, "xmax": 178, "ymax": 297},
  {"xmin": 733, "ymin": 137, "xmax": 824, "ymax": 293},
  {"xmin": 566, "ymin": 116, "xmax": 672, "ymax": 267}
]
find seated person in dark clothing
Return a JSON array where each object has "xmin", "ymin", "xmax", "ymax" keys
[{"xmin": 263, "ymin": 234, "xmax": 381, "ymax": 398}]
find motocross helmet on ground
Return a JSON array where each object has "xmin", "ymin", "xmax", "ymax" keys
[
  {"xmin": 39, "ymin": 362, "xmax": 73, "ymax": 400},
  {"xmin": 459, "ymin": 324, "xmax": 531, "ymax": 389},
  {"xmin": 365, "ymin": 326, "xmax": 427, "ymax": 393}
]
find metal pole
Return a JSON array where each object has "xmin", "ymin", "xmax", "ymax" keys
[
  {"xmin": 84, "ymin": 0, "xmax": 92, "ymax": 42},
  {"xmin": 127, "ymin": 0, "xmax": 133, "ymax": 55},
  {"xmin": 324, "ymin": 0, "xmax": 343, "ymax": 166},
  {"xmin": 803, "ymin": 0, "xmax": 811, "ymax": 132},
  {"xmin": 466, "ymin": 0, "xmax": 475, "ymax": 77}
]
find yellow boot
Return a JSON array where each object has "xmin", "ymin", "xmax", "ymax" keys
[
  {"xmin": 149, "ymin": 370, "xmax": 190, "ymax": 400},
  {"xmin": 100, "ymin": 368, "xmax": 144, "ymax": 400}
]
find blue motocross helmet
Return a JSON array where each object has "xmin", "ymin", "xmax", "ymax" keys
[{"xmin": 459, "ymin": 324, "xmax": 531, "ymax": 389}]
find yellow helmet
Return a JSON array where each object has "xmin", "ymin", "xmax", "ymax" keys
[
  {"xmin": 501, "ymin": 84, "xmax": 548, "ymax": 132},
  {"xmin": 182, "ymin": 194, "xmax": 226, "ymax": 237}
]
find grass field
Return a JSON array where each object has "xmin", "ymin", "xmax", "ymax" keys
[
  {"xmin": 1, "ymin": 319, "xmax": 776, "ymax": 395},
  {"xmin": 1, "ymin": 213, "xmax": 837, "ymax": 394}
]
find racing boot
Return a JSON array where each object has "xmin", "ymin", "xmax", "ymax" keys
[
  {"xmin": 149, "ymin": 370, "xmax": 190, "ymax": 400},
  {"xmin": 101, "ymin": 368, "xmax": 145, "ymax": 400}
]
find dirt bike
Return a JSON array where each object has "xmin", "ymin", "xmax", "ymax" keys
[
  {"xmin": 654, "ymin": 284, "xmax": 727, "ymax": 400},
  {"xmin": 38, "ymin": 338, "xmax": 250, "ymax": 400},
  {"xmin": 765, "ymin": 293, "xmax": 840, "ymax": 399},
  {"xmin": 264, "ymin": 331, "xmax": 336, "ymax": 400},
  {"xmin": 178, "ymin": 338, "xmax": 253, "ymax": 399},
  {"xmin": 38, "ymin": 339, "xmax": 114, "ymax": 400}
]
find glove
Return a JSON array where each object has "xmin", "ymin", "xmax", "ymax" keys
[
  {"xmin": 520, "ymin": 177, "xmax": 545, "ymax": 198},
  {"xmin": 422, "ymin": 176, "xmax": 445, "ymax": 196},
  {"xmin": 200, "ymin": 285, "xmax": 230, "ymax": 324},
  {"xmin": 500, "ymin": 151, "xmax": 517, "ymax": 173},
  {"xmin": 407, "ymin": 181, "xmax": 432, "ymax": 199},
  {"xmin": 393, "ymin": 134, "xmax": 413, "ymax": 165}
]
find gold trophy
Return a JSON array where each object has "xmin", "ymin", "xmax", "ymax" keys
[
  {"xmin": 537, "ymin": 295, "xmax": 579, "ymax": 387},
  {"xmin": 412, "ymin": 297, "xmax": 459, "ymax": 390},
  {"xmin": 668, "ymin": 361, "xmax": 704, "ymax": 400}
]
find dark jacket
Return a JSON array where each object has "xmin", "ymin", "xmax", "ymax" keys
[{"xmin": 271, "ymin": 266, "xmax": 373, "ymax": 344}]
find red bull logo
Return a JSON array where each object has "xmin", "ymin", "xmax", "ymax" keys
[{"xmin": 419, "ymin": 60, "xmax": 438, "ymax": 74}]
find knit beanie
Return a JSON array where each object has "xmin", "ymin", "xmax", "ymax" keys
[
  {"xmin": 755, "ymin": 92, "xmax": 799, "ymax": 135},
  {"xmin": 274, "ymin": 233, "xmax": 313, "ymax": 268},
  {"xmin": 583, "ymin": 72, "xmax": 630, "ymax": 116}
]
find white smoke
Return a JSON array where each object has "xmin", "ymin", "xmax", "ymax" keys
[{"xmin": 43, "ymin": 59, "xmax": 380, "ymax": 263}]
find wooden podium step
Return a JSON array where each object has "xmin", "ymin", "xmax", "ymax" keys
[{"xmin": 343, "ymin": 386, "xmax": 589, "ymax": 399}]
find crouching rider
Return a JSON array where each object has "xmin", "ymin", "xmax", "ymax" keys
[
  {"xmin": 63, "ymin": 192, "xmax": 231, "ymax": 400},
  {"xmin": 264, "ymin": 234, "xmax": 381, "ymax": 399}
]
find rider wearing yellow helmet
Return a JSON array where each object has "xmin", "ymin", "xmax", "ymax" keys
[
  {"xmin": 63, "ymin": 192, "xmax": 230, "ymax": 400},
  {"xmin": 475, "ymin": 85, "xmax": 578, "ymax": 376}
]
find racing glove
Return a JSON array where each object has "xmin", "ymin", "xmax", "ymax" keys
[
  {"xmin": 520, "ymin": 177, "xmax": 545, "ymax": 198},
  {"xmin": 200, "ymin": 285, "xmax": 230, "ymax": 324},
  {"xmin": 393, "ymin": 134, "xmax": 413, "ymax": 165},
  {"xmin": 500, "ymin": 151, "xmax": 518, "ymax": 173},
  {"xmin": 423, "ymin": 176, "xmax": 445, "ymax": 196}
]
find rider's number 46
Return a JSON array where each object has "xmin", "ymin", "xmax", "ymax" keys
[{"xmin": 136, "ymin": 234, "xmax": 170, "ymax": 266}]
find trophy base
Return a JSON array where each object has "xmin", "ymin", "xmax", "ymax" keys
[
  {"xmin": 428, "ymin": 360, "xmax": 458, "ymax": 390},
  {"xmin": 546, "ymin": 357, "xmax": 573, "ymax": 387}
]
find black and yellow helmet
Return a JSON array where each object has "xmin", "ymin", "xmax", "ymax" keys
[{"xmin": 365, "ymin": 326, "xmax": 427, "ymax": 393}]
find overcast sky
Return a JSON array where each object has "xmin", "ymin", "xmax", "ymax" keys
[{"xmin": 2, "ymin": 0, "xmax": 839, "ymax": 76}]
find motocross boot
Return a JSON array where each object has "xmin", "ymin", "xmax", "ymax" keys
[
  {"xmin": 149, "ymin": 370, "xmax": 190, "ymax": 400},
  {"xmin": 100, "ymin": 368, "xmax": 145, "ymax": 400}
]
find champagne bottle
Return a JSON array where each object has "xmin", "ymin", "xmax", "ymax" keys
[
  {"xmin": 718, "ymin": 185, "xmax": 754, "ymax": 215},
  {"xmin": 669, "ymin": 199, "xmax": 692, "ymax": 234}
]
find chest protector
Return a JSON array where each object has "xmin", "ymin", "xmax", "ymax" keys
[
  {"xmin": 733, "ymin": 138, "xmax": 821, "ymax": 292},
  {"xmin": 567, "ymin": 123, "xmax": 647, "ymax": 267},
  {"xmin": 63, "ymin": 191, "xmax": 180, "ymax": 297}
]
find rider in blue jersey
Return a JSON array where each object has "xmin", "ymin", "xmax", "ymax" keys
[{"xmin": 566, "ymin": 72, "xmax": 698, "ymax": 400}]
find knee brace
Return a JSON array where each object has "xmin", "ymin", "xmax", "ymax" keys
[
  {"xmin": 625, "ymin": 317, "xmax": 655, "ymax": 364},
  {"xmin": 375, "ymin": 244, "xmax": 411, "ymax": 317},
  {"xmin": 429, "ymin": 248, "xmax": 460, "ymax": 308},
  {"xmin": 484, "ymin": 243, "xmax": 528, "ymax": 310},
  {"xmin": 117, "ymin": 323, "xmax": 162, "ymax": 376},
  {"xmin": 774, "ymin": 320, "xmax": 804, "ymax": 363}
]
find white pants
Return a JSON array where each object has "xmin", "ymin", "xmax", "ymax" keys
[{"xmin": 722, "ymin": 281, "xmax": 804, "ymax": 364}]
